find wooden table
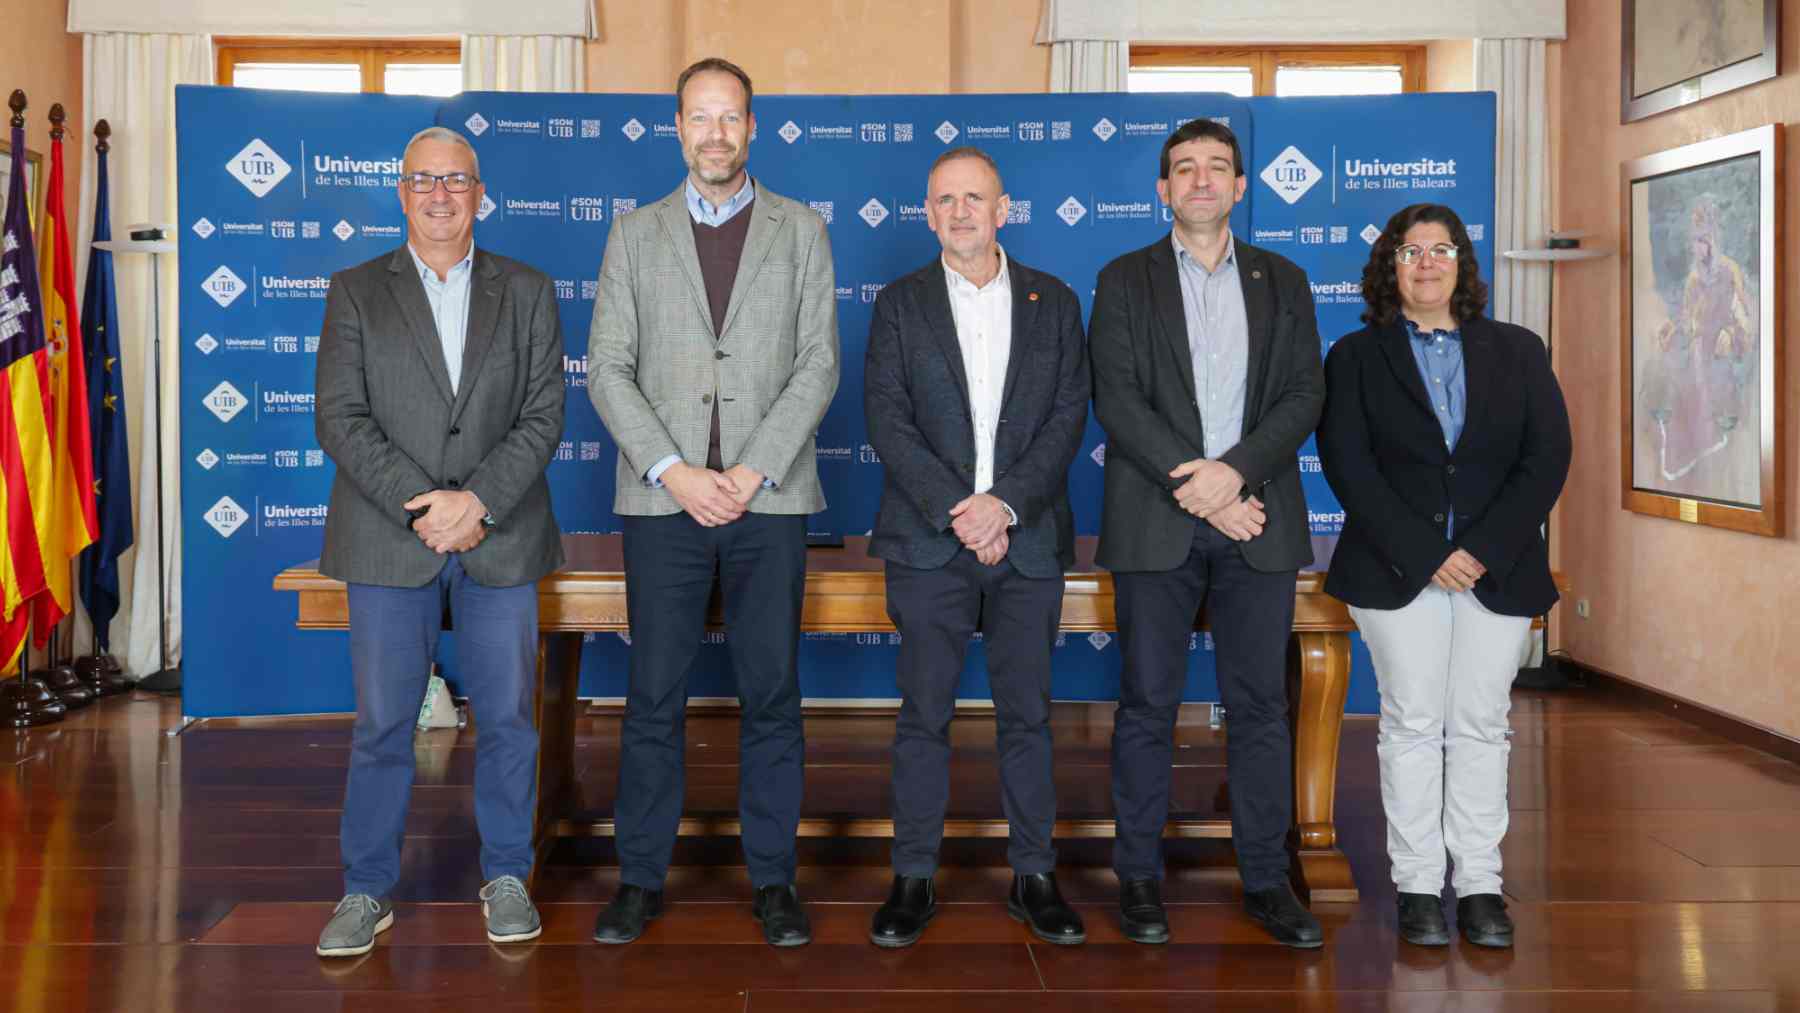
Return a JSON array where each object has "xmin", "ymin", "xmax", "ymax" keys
[{"xmin": 276, "ymin": 533, "xmax": 1362, "ymax": 902}]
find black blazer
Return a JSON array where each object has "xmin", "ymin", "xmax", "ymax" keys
[
  {"xmin": 1090, "ymin": 235, "xmax": 1324, "ymax": 574},
  {"xmin": 1317, "ymin": 316, "xmax": 1572, "ymax": 616},
  {"xmin": 864, "ymin": 256, "xmax": 1090, "ymax": 580}
]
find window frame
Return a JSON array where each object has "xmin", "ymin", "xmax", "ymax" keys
[
  {"xmin": 1129, "ymin": 44, "xmax": 1426, "ymax": 96},
  {"xmin": 215, "ymin": 37, "xmax": 460, "ymax": 94}
]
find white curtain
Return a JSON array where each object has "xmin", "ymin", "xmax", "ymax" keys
[
  {"xmin": 1036, "ymin": 0, "xmax": 1565, "ymax": 43},
  {"xmin": 1476, "ymin": 38, "xmax": 1550, "ymax": 341},
  {"xmin": 70, "ymin": 0, "xmax": 595, "ymax": 38},
  {"xmin": 461, "ymin": 36, "xmax": 587, "ymax": 92},
  {"xmin": 72, "ymin": 33, "xmax": 213, "ymax": 678},
  {"xmin": 1049, "ymin": 40, "xmax": 1128, "ymax": 93}
]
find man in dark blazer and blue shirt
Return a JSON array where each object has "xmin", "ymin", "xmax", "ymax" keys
[
  {"xmin": 1089, "ymin": 119, "xmax": 1326, "ymax": 947},
  {"xmin": 864, "ymin": 147, "xmax": 1091, "ymax": 948}
]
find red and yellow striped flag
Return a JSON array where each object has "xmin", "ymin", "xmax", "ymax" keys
[
  {"xmin": 28, "ymin": 120, "xmax": 99, "ymax": 643},
  {"xmin": 1, "ymin": 117, "xmax": 53, "ymax": 671}
]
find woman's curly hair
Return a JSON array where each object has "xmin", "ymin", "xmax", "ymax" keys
[{"xmin": 1359, "ymin": 203, "xmax": 1489, "ymax": 326}]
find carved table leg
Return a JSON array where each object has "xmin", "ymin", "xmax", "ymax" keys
[
  {"xmin": 530, "ymin": 632, "xmax": 583, "ymax": 883},
  {"xmin": 1288, "ymin": 630, "xmax": 1358, "ymax": 902}
]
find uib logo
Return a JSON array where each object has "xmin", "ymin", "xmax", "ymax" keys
[
  {"xmin": 1259, "ymin": 145, "xmax": 1323, "ymax": 205},
  {"xmin": 225, "ymin": 139, "xmax": 291, "ymax": 198}
]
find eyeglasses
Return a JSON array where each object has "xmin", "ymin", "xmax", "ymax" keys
[
  {"xmin": 401, "ymin": 172, "xmax": 480, "ymax": 194},
  {"xmin": 1396, "ymin": 243, "xmax": 1459, "ymax": 265}
]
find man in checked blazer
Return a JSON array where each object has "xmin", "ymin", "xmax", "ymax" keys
[
  {"xmin": 314, "ymin": 126, "xmax": 564, "ymax": 957},
  {"xmin": 586, "ymin": 57, "xmax": 840, "ymax": 948},
  {"xmin": 863, "ymin": 147, "xmax": 1091, "ymax": 949}
]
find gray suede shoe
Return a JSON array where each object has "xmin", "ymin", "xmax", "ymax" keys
[
  {"xmin": 316, "ymin": 894, "xmax": 393, "ymax": 957},
  {"xmin": 480, "ymin": 875, "xmax": 542, "ymax": 943}
]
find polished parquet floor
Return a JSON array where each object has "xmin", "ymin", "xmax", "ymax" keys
[{"xmin": 4, "ymin": 686, "xmax": 1799, "ymax": 1011}]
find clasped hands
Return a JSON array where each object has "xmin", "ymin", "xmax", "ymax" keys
[
  {"xmin": 1168, "ymin": 458, "xmax": 1264, "ymax": 542},
  {"xmin": 664, "ymin": 461, "xmax": 766, "ymax": 527},
  {"xmin": 949, "ymin": 492, "xmax": 1012, "ymax": 566},
  {"xmin": 404, "ymin": 489, "xmax": 488, "ymax": 554},
  {"xmin": 1432, "ymin": 549, "xmax": 1485, "ymax": 593}
]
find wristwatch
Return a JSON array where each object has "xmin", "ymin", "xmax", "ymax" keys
[{"xmin": 481, "ymin": 513, "xmax": 497, "ymax": 529}]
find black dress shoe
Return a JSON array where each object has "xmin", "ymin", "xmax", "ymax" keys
[
  {"xmin": 870, "ymin": 875, "xmax": 936, "ymax": 948},
  {"xmin": 752, "ymin": 884, "xmax": 813, "ymax": 948},
  {"xmin": 1456, "ymin": 893, "xmax": 1514, "ymax": 948},
  {"xmin": 1006, "ymin": 871, "xmax": 1085, "ymax": 945},
  {"xmin": 1118, "ymin": 877, "xmax": 1170, "ymax": 945},
  {"xmin": 1397, "ymin": 892, "xmax": 1450, "ymax": 947},
  {"xmin": 1243, "ymin": 884, "xmax": 1324, "ymax": 949},
  {"xmin": 593, "ymin": 884, "xmax": 662, "ymax": 944}
]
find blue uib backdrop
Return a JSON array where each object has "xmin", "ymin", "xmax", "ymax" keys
[{"xmin": 174, "ymin": 86, "xmax": 1495, "ymax": 718}]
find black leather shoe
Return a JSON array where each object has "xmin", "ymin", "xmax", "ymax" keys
[
  {"xmin": 1243, "ymin": 884, "xmax": 1324, "ymax": 949},
  {"xmin": 869, "ymin": 875, "xmax": 936, "ymax": 948},
  {"xmin": 1397, "ymin": 892, "xmax": 1450, "ymax": 947},
  {"xmin": 1118, "ymin": 877, "xmax": 1169, "ymax": 945},
  {"xmin": 752, "ymin": 884, "xmax": 813, "ymax": 948},
  {"xmin": 592, "ymin": 884, "xmax": 662, "ymax": 944},
  {"xmin": 1456, "ymin": 893, "xmax": 1514, "ymax": 948},
  {"xmin": 1006, "ymin": 872, "xmax": 1085, "ymax": 945}
]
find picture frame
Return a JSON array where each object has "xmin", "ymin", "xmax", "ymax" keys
[
  {"xmin": 1622, "ymin": 0, "xmax": 1779, "ymax": 123},
  {"xmin": 1620, "ymin": 123, "xmax": 1783, "ymax": 537},
  {"xmin": 0, "ymin": 138, "xmax": 42, "ymax": 230}
]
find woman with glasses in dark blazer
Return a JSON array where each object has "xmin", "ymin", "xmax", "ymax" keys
[{"xmin": 1317, "ymin": 203, "xmax": 1570, "ymax": 949}]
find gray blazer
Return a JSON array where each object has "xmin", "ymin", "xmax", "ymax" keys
[
  {"xmin": 315, "ymin": 246, "xmax": 565, "ymax": 588},
  {"xmin": 586, "ymin": 180, "xmax": 840, "ymax": 516}
]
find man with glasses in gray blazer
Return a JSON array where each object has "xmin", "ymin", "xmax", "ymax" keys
[
  {"xmin": 314, "ymin": 126, "xmax": 564, "ymax": 957},
  {"xmin": 587, "ymin": 56, "xmax": 840, "ymax": 948}
]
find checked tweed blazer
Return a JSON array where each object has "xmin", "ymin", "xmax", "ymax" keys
[{"xmin": 586, "ymin": 180, "xmax": 840, "ymax": 515}]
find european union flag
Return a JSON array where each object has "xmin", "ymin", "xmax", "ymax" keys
[{"xmin": 77, "ymin": 135, "xmax": 131, "ymax": 650}]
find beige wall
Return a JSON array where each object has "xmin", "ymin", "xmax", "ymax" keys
[
  {"xmin": 1553, "ymin": 0, "xmax": 1800, "ymax": 738},
  {"xmin": 0, "ymin": 0, "xmax": 84, "ymax": 213},
  {"xmin": 1426, "ymin": 38, "xmax": 1474, "ymax": 92},
  {"xmin": 587, "ymin": 0, "xmax": 1048, "ymax": 95}
]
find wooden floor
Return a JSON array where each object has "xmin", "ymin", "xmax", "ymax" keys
[{"xmin": 4, "ymin": 688, "xmax": 1798, "ymax": 1011}]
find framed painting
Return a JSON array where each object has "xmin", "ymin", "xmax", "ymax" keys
[
  {"xmin": 1621, "ymin": 124, "xmax": 1782, "ymax": 536},
  {"xmin": 1623, "ymin": 0, "xmax": 1779, "ymax": 123},
  {"xmin": 0, "ymin": 139, "xmax": 41, "ymax": 230}
]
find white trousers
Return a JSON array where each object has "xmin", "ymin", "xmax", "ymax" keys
[{"xmin": 1350, "ymin": 587, "xmax": 1531, "ymax": 897}]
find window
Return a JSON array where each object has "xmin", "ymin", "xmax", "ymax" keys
[
  {"xmin": 216, "ymin": 39, "xmax": 462, "ymax": 96},
  {"xmin": 1129, "ymin": 46, "xmax": 1424, "ymax": 97}
]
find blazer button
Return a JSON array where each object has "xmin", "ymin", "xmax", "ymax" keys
[
  {"xmin": 448, "ymin": 426, "xmax": 461, "ymax": 436},
  {"xmin": 448, "ymin": 478, "xmax": 462, "ymax": 488},
  {"xmin": 701, "ymin": 394, "xmax": 712, "ymax": 404},
  {"xmin": 714, "ymin": 350, "xmax": 726, "ymax": 360},
  {"xmin": 1392, "ymin": 565, "xmax": 1404, "ymax": 577},
  {"xmin": 1433, "ymin": 512, "xmax": 1445, "ymax": 523},
  {"xmin": 1445, "ymin": 464, "xmax": 1456, "ymax": 475}
]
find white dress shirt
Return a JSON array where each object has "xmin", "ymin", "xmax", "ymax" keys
[
  {"xmin": 407, "ymin": 242, "xmax": 474, "ymax": 395},
  {"xmin": 943, "ymin": 245, "xmax": 1017, "ymax": 524}
]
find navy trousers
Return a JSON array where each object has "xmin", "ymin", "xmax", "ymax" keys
[
  {"xmin": 1111, "ymin": 520, "xmax": 1298, "ymax": 891},
  {"xmin": 616, "ymin": 511, "xmax": 807, "ymax": 890},
  {"xmin": 340, "ymin": 554, "xmax": 539, "ymax": 898},
  {"xmin": 885, "ymin": 550, "xmax": 1063, "ymax": 877}
]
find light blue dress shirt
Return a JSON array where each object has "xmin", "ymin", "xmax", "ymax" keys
[
  {"xmin": 647, "ymin": 175, "xmax": 772, "ymax": 489},
  {"xmin": 1172, "ymin": 232, "xmax": 1249, "ymax": 459},
  {"xmin": 406, "ymin": 243, "xmax": 473, "ymax": 394},
  {"xmin": 1404, "ymin": 317, "xmax": 1466, "ymax": 537}
]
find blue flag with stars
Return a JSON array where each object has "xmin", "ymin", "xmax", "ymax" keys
[{"xmin": 77, "ymin": 137, "xmax": 131, "ymax": 651}]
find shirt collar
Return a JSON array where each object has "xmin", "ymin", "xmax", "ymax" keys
[
  {"xmin": 685, "ymin": 175, "xmax": 754, "ymax": 222},
  {"xmin": 407, "ymin": 242, "xmax": 473, "ymax": 284},
  {"xmin": 942, "ymin": 244, "xmax": 1009, "ymax": 294},
  {"xmin": 1172, "ymin": 230, "xmax": 1237, "ymax": 274},
  {"xmin": 1403, "ymin": 317, "xmax": 1462, "ymax": 342}
]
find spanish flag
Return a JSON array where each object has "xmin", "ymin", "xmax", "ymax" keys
[
  {"xmin": 29, "ymin": 118, "xmax": 98, "ymax": 643},
  {"xmin": 0, "ymin": 115, "xmax": 53, "ymax": 671}
]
